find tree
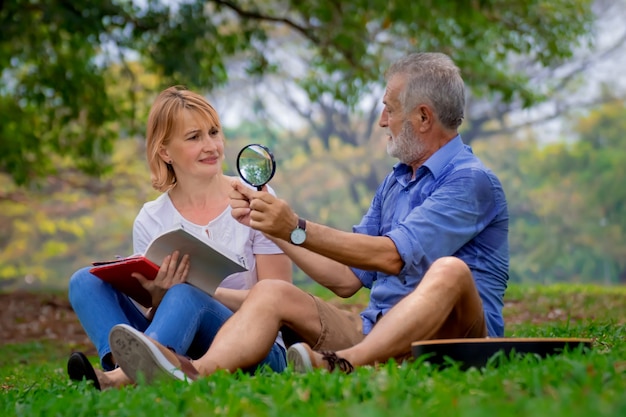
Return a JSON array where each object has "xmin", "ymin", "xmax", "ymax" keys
[
  {"xmin": 0, "ymin": 139, "xmax": 155, "ymax": 288},
  {"xmin": 474, "ymin": 99, "xmax": 626, "ymax": 284},
  {"xmin": 0, "ymin": 0, "xmax": 594, "ymax": 186},
  {"xmin": 0, "ymin": 0, "xmax": 126, "ymax": 184},
  {"xmin": 462, "ymin": 0, "xmax": 626, "ymax": 144},
  {"xmin": 221, "ymin": 0, "xmax": 626, "ymax": 220},
  {"xmin": 0, "ymin": 60, "xmax": 160, "ymax": 288}
]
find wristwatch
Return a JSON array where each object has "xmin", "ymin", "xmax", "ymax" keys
[{"xmin": 289, "ymin": 217, "xmax": 307, "ymax": 245}]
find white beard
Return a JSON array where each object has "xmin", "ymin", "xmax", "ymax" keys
[{"xmin": 386, "ymin": 120, "xmax": 425, "ymax": 165}]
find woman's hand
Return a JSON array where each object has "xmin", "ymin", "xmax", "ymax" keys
[
  {"xmin": 133, "ymin": 251, "xmax": 190, "ymax": 310},
  {"xmin": 229, "ymin": 180, "xmax": 253, "ymax": 226}
]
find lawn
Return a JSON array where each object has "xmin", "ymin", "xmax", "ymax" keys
[{"xmin": 1, "ymin": 284, "xmax": 625, "ymax": 417}]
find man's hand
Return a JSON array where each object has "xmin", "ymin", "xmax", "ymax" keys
[
  {"xmin": 134, "ymin": 251, "xmax": 190, "ymax": 309},
  {"xmin": 229, "ymin": 180, "xmax": 298, "ymax": 241}
]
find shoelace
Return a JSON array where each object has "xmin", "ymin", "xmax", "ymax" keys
[{"xmin": 320, "ymin": 351, "xmax": 355, "ymax": 374}]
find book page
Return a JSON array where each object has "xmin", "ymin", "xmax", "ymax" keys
[{"xmin": 143, "ymin": 228, "xmax": 248, "ymax": 296}]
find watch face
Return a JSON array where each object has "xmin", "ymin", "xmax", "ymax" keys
[{"xmin": 290, "ymin": 228, "xmax": 306, "ymax": 245}]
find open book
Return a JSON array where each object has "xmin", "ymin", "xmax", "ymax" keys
[{"xmin": 90, "ymin": 228, "xmax": 248, "ymax": 307}]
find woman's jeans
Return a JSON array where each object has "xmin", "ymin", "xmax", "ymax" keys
[{"xmin": 68, "ymin": 266, "xmax": 286, "ymax": 372}]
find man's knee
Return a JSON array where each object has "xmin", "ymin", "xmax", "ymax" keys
[
  {"xmin": 430, "ymin": 256, "xmax": 470, "ymax": 275},
  {"xmin": 420, "ymin": 257, "xmax": 485, "ymax": 339},
  {"xmin": 420, "ymin": 257, "xmax": 475, "ymax": 297},
  {"xmin": 248, "ymin": 279, "xmax": 301, "ymax": 304}
]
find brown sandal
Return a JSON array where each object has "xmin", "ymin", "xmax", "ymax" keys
[{"xmin": 320, "ymin": 351, "xmax": 355, "ymax": 374}]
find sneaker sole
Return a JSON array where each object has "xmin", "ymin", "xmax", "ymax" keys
[
  {"xmin": 286, "ymin": 344, "xmax": 313, "ymax": 373},
  {"xmin": 108, "ymin": 324, "xmax": 187, "ymax": 384}
]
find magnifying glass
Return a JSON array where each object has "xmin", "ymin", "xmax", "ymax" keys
[{"xmin": 236, "ymin": 144, "xmax": 276, "ymax": 190}]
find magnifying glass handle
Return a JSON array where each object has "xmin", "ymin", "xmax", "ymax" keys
[{"xmin": 256, "ymin": 186, "xmax": 262, "ymax": 191}]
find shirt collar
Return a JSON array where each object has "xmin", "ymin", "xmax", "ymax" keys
[
  {"xmin": 424, "ymin": 135, "xmax": 464, "ymax": 179},
  {"xmin": 392, "ymin": 135, "xmax": 464, "ymax": 181}
]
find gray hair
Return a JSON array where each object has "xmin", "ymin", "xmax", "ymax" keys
[{"xmin": 386, "ymin": 52, "xmax": 465, "ymax": 130}]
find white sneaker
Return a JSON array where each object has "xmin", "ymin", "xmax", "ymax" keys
[
  {"xmin": 108, "ymin": 324, "xmax": 199, "ymax": 384},
  {"xmin": 286, "ymin": 343, "xmax": 315, "ymax": 373}
]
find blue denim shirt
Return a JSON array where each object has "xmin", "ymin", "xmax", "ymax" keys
[{"xmin": 352, "ymin": 136, "xmax": 509, "ymax": 337}]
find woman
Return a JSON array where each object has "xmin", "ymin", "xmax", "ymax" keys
[{"xmin": 67, "ymin": 86, "xmax": 292, "ymax": 389}]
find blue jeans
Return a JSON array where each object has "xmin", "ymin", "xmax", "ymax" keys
[{"xmin": 68, "ymin": 266, "xmax": 286, "ymax": 372}]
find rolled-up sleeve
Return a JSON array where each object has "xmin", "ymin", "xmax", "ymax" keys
[{"xmin": 386, "ymin": 169, "xmax": 497, "ymax": 282}]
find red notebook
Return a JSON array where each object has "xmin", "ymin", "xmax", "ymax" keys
[
  {"xmin": 90, "ymin": 228, "xmax": 248, "ymax": 308},
  {"xmin": 90, "ymin": 257, "xmax": 160, "ymax": 307}
]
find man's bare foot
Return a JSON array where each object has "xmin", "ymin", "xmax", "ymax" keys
[{"xmin": 287, "ymin": 343, "xmax": 354, "ymax": 373}]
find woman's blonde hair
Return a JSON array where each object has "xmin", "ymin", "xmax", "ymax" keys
[{"xmin": 146, "ymin": 86, "xmax": 222, "ymax": 191}]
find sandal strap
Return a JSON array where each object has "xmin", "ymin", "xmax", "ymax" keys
[
  {"xmin": 320, "ymin": 351, "xmax": 354, "ymax": 374},
  {"xmin": 166, "ymin": 345, "xmax": 199, "ymax": 381},
  {"xmin": 175, "ymin": 354, "xmax": 199, "ymax": 380}
]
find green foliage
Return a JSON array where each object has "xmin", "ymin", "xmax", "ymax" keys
[
  {"xmin": 1, "ymin": 285, "xmax": 625, "ymax": 416},
  {"xmin": 475, "ymin": 100, "xmax": 626, "ymax": 283},
  {"xmin": 0, "ymin": 0, "xmax": 594, "ymax": 184},
  {"xmin": 0, "ymin": 0, "xmax": 128, "ymax": 184},
  {"xmin": 0, "ymin": 140, "xmax": 156, "ymax": 288}
]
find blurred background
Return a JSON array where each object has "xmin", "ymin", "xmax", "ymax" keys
[{"xmin": 1, "ymin": 0, "xmax": 625, "ymax": 290}]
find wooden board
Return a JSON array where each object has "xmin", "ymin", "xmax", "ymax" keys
[{"xmin": 411, "ymin": 337, "xmax": 593, "ymax": 370}]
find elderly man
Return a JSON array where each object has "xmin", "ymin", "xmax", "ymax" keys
[{"xmin": 108, "ymin": 52, "xmax": 509, "ymax": 381}]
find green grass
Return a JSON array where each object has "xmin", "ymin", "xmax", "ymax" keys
[{"xmin": 2, "ymin": 284, "xmax": 625, "ymax": 417}]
